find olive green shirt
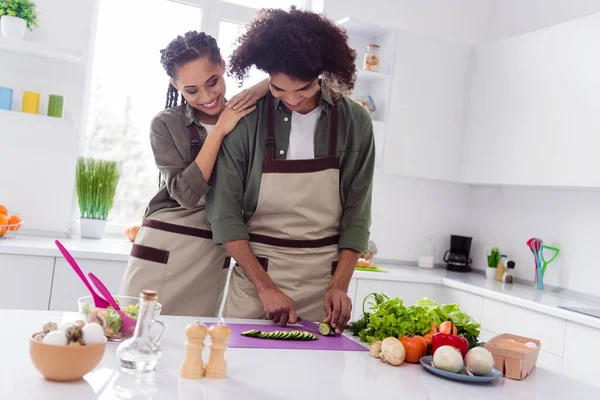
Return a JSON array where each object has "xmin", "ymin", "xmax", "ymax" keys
[
  {"xmin": 144, "ymin": 104, "xmax": 212, "ymax": 217},
  {"xmin": 206, "ymin": 85, "xmax": 375, "ymax": 254}
]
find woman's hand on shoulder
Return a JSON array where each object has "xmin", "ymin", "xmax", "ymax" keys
[
  {"xmin": 225, "ymin": 78, "xmax": 269, "ymax": 110},
  {"xmin": 214, "ymin": 104, "xmax": 256, "ymax": 138}
]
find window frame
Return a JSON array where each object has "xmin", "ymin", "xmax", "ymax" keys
[{"xmin": 88, "ymin": 0, "xmax": 314, "ymax": 239}]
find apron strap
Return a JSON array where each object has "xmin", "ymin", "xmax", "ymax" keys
[
  {"xmin": 188, "ymin": 124, "xmax": 202, "ymax": 160},
  {"xmin": 266, "ymin": 95, "xmax": 276, "ymax": 161}
]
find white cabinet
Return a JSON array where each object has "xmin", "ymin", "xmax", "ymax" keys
[
  {"xmin": 462, "ymin": 13, "xmax": 600, "ymax": 187},
  {"xmin": 347, "ymin": 278, "xmax": 357, "ymax": 309},
  {"xmin": 383, "ymin": 31, "xmax": 470, "ymax": 182},
  {"xmin": 49, "ymin": 258, "xmax": 127, "ymax": 311},
  {"xmin": 0, "ymin": 254, "xmax": 54, "ymax": 310},
  {"xmin": 563, "ymin": 321, "xmax": 600, "ymax": 388},
  {"xmin": 481, "ymin": 298, "xmax": 566, "ymax": 357},
  {"xmin": 351, "ymin": 279, "xmax": 442, "ymax": 321}
]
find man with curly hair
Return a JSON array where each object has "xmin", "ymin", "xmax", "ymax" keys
[{"xmin": 206, "ymin": 7, "xmax": 375, "ymax": 334}]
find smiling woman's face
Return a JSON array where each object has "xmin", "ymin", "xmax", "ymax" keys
[{"xmin": 171, "ymin": 57, "xmax": 226, "ymax": 116}]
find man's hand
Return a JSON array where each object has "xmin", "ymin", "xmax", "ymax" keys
[
  {"xmin": 258, "ymin": 286, "xmax": 298, "ymax": 327},
  {"xmin": 323, "ymin": 287, "xmax": 352, "ymax": 335}
]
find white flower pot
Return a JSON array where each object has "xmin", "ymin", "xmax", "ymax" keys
[
  {"xmin": 1, "ymin": 16, "xmax": 27, "ymax": 39},
  {"xmin": 485, "ymin": 267, "xmax": 497, "ymax": 280},
  {"xmin": 80, "ymin": 218, "xmax": 107, "ymax": 239}
]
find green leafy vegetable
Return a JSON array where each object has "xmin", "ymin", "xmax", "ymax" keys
[
  {"xmin": 415, "ymin": 298, "xmax": 481, "ymax": 349},
  {"xmin": 347, "ymin": 293, "xmax": 388, "ymax": 337},
  {"xmin": 350, "ymin": 294, "xmax": 481, "ymax": 349}
]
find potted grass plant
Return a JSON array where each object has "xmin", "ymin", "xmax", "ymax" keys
[
  {"xmin": 0, "ymin": 0, "xmax": 40, "ymax": 39},
  {"xmin": 486, "ymin": 247, "xmax": 501, "ymax": 280},
  {"xmin": 76, "ymin": 157, "xmax": 120, "ymax": 239}
]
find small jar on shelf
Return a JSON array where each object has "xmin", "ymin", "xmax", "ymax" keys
[{"xmin": 363, "ymin": 44, "xmax": 380, "ymax": 72}]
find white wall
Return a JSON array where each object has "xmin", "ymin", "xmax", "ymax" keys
[
  {"xmin": 485, "ymin": 0, "xmax": 600, "ymax": 42},
  {"xmin": 370, "ymin": 172, "xmax": 469, "ymax": 262},
  {"xmin": 324, "ymin": 0, "xmax": 491, "ymax": 44},
  {"xmin": 465, "ymin": 185, "xmax": 600, "ymax": 297},
  {"xmin": 0, "ymin": 0, "xmax": 98, "ymax": 236}
]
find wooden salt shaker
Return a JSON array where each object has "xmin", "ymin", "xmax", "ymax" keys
[
  {"xmin": 180, "ymin": 322, "xmax": 208, "ymax": 379},
  {"xmin": 205, "ymin": 324, "xmax": 232, "ymax": 379}
]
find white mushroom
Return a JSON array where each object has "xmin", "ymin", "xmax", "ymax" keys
[
  {"xmin": 369, "ymin": 340, "xmax": 382, "ymax": 358},
  {"xmin": 379, "ymin": 337, "xmax": 406, "ymax": 366}
]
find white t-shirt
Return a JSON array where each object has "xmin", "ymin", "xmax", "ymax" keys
[
  {"xmin": 286, "ymin": 106, "xmax": 322, "ymax": 160},
  {"xmin": 203, "ymin": 124, "xmax": 214, "ymax": 135}
]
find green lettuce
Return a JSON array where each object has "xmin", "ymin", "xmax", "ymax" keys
[{"xmin": 351, "ymin": 295, "xmax": 481, "ymax": 348}]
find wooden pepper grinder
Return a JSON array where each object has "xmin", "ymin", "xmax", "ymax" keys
[
  {"xmin": 180, "ymin": 321, "xmax": 208, "ymax": 379},
  {"xmin": 205, "ymin": 324, "xmax": 232, "ymax": 379}
]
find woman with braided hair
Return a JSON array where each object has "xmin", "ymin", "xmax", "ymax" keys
[{"xmin": 119, "ymin": 31, "xmax": 269, "ymax": 317}]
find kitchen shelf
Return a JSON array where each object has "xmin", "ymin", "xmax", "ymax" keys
[
  {"xmin": 336, "ymin": 17, "xmax": 389, "ymax": 37},
  {"xmin": 356, "ymin": 69, "xmax": 389, "ymax": 82},
  {"xmin": 0, "ymin": 37, "xmax": 84, "ymax": 65},
  {"xmin": 0, "ymin": 109, "xmax": 73, "ymax": 127}
]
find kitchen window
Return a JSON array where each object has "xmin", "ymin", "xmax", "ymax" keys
[{"xmin": 84, "ymin": 0, "xmax": 313, "ymax": 231}]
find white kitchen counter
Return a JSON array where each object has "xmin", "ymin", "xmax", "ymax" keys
[
  {"xmin": 0, "ymin": 235, "xmax": 131, "ymax": 262},
  {"xmin": 3, "ymin": 310, "xmax": 598, "ymax": 400},
  {"xmin": 356, "ymin": 264, "xmax": 600, "ymax": 330}
]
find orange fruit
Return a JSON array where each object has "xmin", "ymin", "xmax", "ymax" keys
[
  {"xmin": 0, "ymin": 214, "xmax": 8, "ymax": 236},
  {"xmin": 8, "ymin": 215, "xmax": 22, "ymax": 231},
  {"xmin": 0, "ymin": 205, "xmax": 7, "ymax": 217}
]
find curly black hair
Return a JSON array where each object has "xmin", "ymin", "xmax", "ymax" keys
[
  {"xmin": 160, "ymin": 31, "xmax": 222, "ymax": 109},
  {"xmin": 229, "ymin": 7, "xmax": 356, "ymax": 93}
]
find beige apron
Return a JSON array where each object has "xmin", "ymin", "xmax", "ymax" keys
[
  {"xmin": 119, "ymin": 125, "xmax": 229, "ymax": 317},
  {"xmin": 223, "ymin": 94, "xmax": 342, "ymax": 321}
]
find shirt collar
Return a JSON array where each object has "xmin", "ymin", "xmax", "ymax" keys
[
  {"xmin": 184, "ymin": 102, "xmax": 196, "ymax": 127},
  {"xmin": 273, "ymin": 79, "xmax": 336, "ymax": 113}
]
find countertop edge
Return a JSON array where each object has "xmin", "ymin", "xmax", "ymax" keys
[{"xmin": 441, "ymin": 278, "xmax": 600, "ymax": 330}]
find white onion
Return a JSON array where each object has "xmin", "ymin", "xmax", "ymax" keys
[
  {"xmin": 465, "ymin": 347, "xmax": 494, "ymax": 376},
  {"xmin": 433, "ymin": 345, "xmax": 464, "ymax": 373}
]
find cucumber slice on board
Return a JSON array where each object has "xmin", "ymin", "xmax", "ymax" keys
[
  {"xmin": 318, "ymin": 322, "xmax": 333, "ymax": 336},
  {"xmin": 241, "ymin": 329, "xmax": 260, "ymax": 337}
]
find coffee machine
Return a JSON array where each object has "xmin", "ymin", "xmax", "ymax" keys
[{"xmin": 443, "ymin": 235, "xmax": 473, "ymax": 272}]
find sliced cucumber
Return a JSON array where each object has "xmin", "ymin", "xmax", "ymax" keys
[
  {"xmin": 319, "ymin": 322, "xmax": 333, "ymax": 336},
  {"xmin": 240, "ymin": 329, "xmax": 318, "ymax": 341}
]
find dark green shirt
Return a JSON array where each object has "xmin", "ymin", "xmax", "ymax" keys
[
  {"xmin": 206, "ymin": 85, "xmax": 375, "ymax": 254},
  {"xmin": 145, "ymin": 104, "xmax": 211, "ymax": 218}
]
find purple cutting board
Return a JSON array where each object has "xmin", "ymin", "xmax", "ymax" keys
[{"xmin": 204, "ymin": 320, "xmax": 368, "ymax": 352}]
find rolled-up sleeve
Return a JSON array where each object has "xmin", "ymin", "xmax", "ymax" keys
[
  {"xmin": 150, "ymin": 116, "xmax": 209, "ymax": 209},
  {"xmin": 206, "ymin": 120, "xmax": 250, "ymax": 244},
  {"xmin": 339, "ymin": 115, "xmax": 375, "ymax": 254}
]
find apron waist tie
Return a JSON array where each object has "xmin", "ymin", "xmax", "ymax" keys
[
  {"xmin": 248, "ymin": 232, "xmax": 339, "ymax": 248},
  {"xmin": 142, "ymin": 219, "xmax": 212, "ymax": 239}
]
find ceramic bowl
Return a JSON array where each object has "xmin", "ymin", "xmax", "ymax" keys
[{"xmin": 30, "ymin": 333, "xmax": 106, "ymax": 382}]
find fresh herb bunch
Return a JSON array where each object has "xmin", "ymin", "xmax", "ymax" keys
[
  {"xmin": 76, "ymin": 157, "xmax": 120, "ymax": 220},
  {"xmin": 0, "ymin": 0, "xmax": 40, "ymax": 30},
  {"xmin": 347, "ymin": 292, "xmax": 388, "ymax": 336},
  {"xmin": 487, "ymin": 247, "xmax": 501, "ymax": 268}
]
